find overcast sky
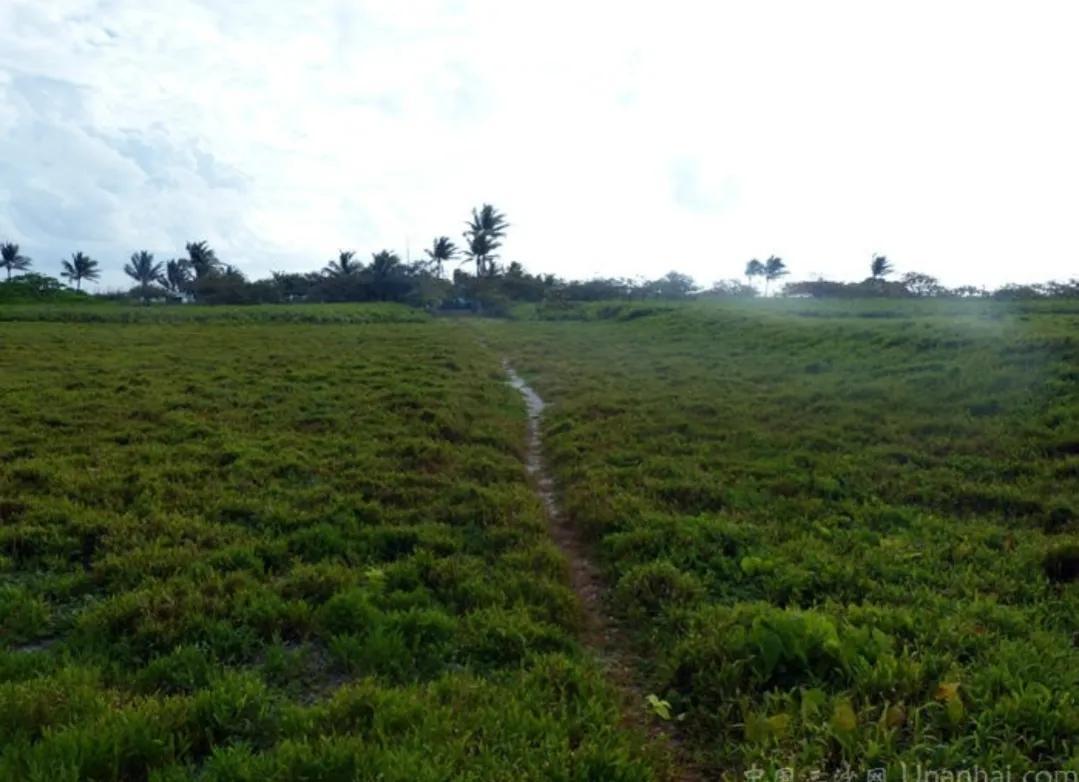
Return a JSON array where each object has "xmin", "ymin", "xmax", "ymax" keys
[{"xmin": 2, "ymin": 1, "xmax": 1077, "ymax": 290}]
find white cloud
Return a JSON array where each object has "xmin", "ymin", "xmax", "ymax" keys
[{"xmin": 1, "ymin": 0, "xmax": 1077, "ymax": 290}]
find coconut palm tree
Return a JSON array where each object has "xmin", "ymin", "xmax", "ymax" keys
[
  {"xmin": 763, "ymin": 256, "xmax": 788, "ymax": 296},
  {"xmin": 465, "ymin": 232, "xmax": 501, "ymax": 277},
  {"xmin": 870, "ymin": 254, "xmax": 895, "ymax": 279},
  {"xmin": 369, "ymin": 250, "xmax": 401, "ymax": 278},
  {"xmin": 424, "ymin": 237, "xmax": 458, "ymax": 278},
  {"xmin": 163, "ymin": 259, "xmax": 192, "ymax": 297},
  {"xmin": 323, "ymin": 250, "xmax": 361, "ymax": 277},
  {"xmin": 185, "ymin": 241, "xmax": 221, "ymax": 279},
  {"xmin": 60, "ymin": 252, "xmax": 100, "ymax": 290},
  {"xmin": 1, "ymin": 243, "xmax": 32, "ymax": 280},
  {"xmin": 463, "ymin": 204, "xmax": 508, "ymax": 276},
  {"xmin": 124, "ymin": 250, "xmax": 164, "ymax": 302},
  {"xmin": 744, "ymin": 259, "xmax": 765, "ymax": 289}
]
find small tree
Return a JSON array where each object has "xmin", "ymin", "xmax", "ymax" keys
[
  {"xmin": 1, "ymin": 243, "xmax": 32, "ymax": 280},
  {"xmin": 704, "ymin": 279, "xmax": 758, "ymax": 298},
  {"xmin": 60, "ymin": 252, "xmax": 100, "ymax": 290},
  {"xmin": 424, "ymin": 236, "xmax": 458, "ymax": 278},
  {"xmin": 763, "ymin": 256, "xmax": 788, "ymax": 296},
  {"xmin": 124, "ymin": 250, "xmax": 164, "ymax": 302},
  {"xmin": 901, "ymin": 271, "xmax": 944, "ymax": 297},
  {"xmin": 642, "ymin": 271, "xmax": 696, "ymax": 299},
  {"xmin": 870, "ymin": 254, "xmax": 895, "ymax": 279}
]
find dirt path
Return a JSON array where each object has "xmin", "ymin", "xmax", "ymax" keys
[{"xmin": 503, "ymin": 361, "xmax": 706, "ymax": 782}]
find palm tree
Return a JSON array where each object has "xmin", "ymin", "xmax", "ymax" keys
[
  {"xmin": 745, "ymin": 259, "xmax": 765, "ymax": 289},
  {"xmin": 124, "ymin": 250, "xmax": 164, "ymax": 302},
  {"xmin": 323, "ymin": 250, "xmax": 361, "ymax": 277},
  {"xmin": 465, "ymin": 232, "xmax": 499, "ymax": 277},
  {"xmin": 369, "ymin": 250, "xmax": 401, "ymax": 278},
  {"xmin": 60, "ymin": 252, "xmax": 100, "ymax": 290},
  {"xmin": 163, "ymin": 259, "xmax": 192, "ymax": 297},
  {"xmin": 463, "ymin": 204, "xmax": 508, "ymax": 276},
  {"xmin": 185, "ymin": 241, "xmax": 221, "ymax": 279},
  {"xmin": 424, "ymin": 236, "xmax": 458, "ymax": 278},
  {"xmin": 870, "ymin": 254, "xmax": 894, "ymax": 279},
  {"xmin": 1, "ymin": 243, "xmax": 32, "ymax": 280},
  {"xmin": 763, "ymin": 255, "xmax": 788, "ymax": 296}
]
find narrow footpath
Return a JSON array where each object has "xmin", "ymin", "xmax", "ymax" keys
[{"xmin": 503, "ymin": 361, "xmax": 705, "ymax": 782}]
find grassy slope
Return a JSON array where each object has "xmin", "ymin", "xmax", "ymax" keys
[
  {"xmin": 487, "ymin": 300, "xmax": 1079, "ymax": 775},
  {"xmin": 0, "ymin": 317, "xmax": 661, "ymax": 781}
]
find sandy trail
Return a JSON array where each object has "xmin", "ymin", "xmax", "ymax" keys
[{"xmin": 503, "ymin": 361, "xmax": 705, "ymax": 782}]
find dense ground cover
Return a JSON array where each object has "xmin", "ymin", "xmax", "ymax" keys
[
  {"xmin": 486, "ymin": 300, "xmax": 1079, "ymax": 776},
  {"xmin": 0, "ymin": 316, "xmax": 662, "ymax": 780},
  {"xmin": 0, "ymin": 301, "xmax": 429, "ymax": 324}
]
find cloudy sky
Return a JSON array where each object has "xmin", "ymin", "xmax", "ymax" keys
[{"xmin": 1, "ymin": 1, "xmax": 1077, "ymax": 290}]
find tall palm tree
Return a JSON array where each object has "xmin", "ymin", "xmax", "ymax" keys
[
  {"xmin": 870, "ymin": 254, "xmax": 894, "ymax": 280},
  {"xmin": 744, "ymin": 259, "xmax": 765, "ymax": 289},
  {"xmin": 424, "ymin": 236, "xmax": 457, "ymax": 278},
  {"xmin": 185, "ymin": 241, "xmax": 221, "ymax": 279},
  {"xmin": 124, "ymin": 250, "xmax": 164, "ymax": 302},
  {"xmin": 463, "ymin": 204, "xmax": 508, "ymax": 276},
  {"xmin": 763, "ymin": 255, "xmax": 788, "ymax": 296},
  {"xmin": 323, "ymin": 250, "xmax": 361, "ymax": 277},
  {"xmin": 163, "ymin": 259, "xmax": 192, "ymax": 296},
  {"xmin": 1, "ymin": 243, "xmax": 32, "ymax": 280},
  {"xmin": 60, "ymin": 252, "xmax": 100, "ymax": 290}
]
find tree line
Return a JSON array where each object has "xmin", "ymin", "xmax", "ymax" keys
[{"xmin": 3, "ymin": 212, "xmax": 1077, "ymax": 308}]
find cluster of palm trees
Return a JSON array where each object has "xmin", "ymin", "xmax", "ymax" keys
[
  {"xmin": 120, "ymin": 242, "xmax": 227, "ymax": 300},
  {"xmin": 408, "ymin": 204, "xmax": 511, "ymax": 279},
  {"xmin": 318, "ymin": 204, "xmax": 509, "ymax": 282},
  {"xmin": 3, "ymin": 243, "xmax": 109, "ymax": 290},
  {"xmin": 0, "ymin": 202, "xmax": 512, "ymax": 299},
  {"xmin": 0, "ymin": 240, "xmax": 224, "ymax": 299},
  {"xmin": 742, "ymin": 254, "xmax": 899, "ymax": 296},
  {"xmin": 744, "ymin": 256, "xmax": 789, "ymax": 296},
  {"xmin": 322, "ymin": 249, "xmax": 406, "ymax": 280}
]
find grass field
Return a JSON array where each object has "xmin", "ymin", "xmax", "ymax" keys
[
  {"xmin": 2, "ymin": 300, "xmax": 1078, "ymax": 780},
  {"xmin": 0, "ymin": 316, "xmax": 661, "ymax": 781},
  {"xmin": 486, "ymin": 300, "xmax": 1079, "ymax": 775}
]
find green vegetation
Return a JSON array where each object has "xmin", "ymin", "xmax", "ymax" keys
[
  {"xmin": 3, "ymin": 297, "xmax": 1078, "ymax": 779},
  {"xmin": 0, "ymin": 302, "xmax": 429, "ymax": 324},
  {"xmin": 0, "ymin": 315, "xmax": 662, "ymax": 780},
  {"xmin": 485, "ymin": 299, "xmax": 1079, "ymax": 775},
  {"xmin": 5, "ymin": 204, "xmax": 1078, "ymax": 313}
]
